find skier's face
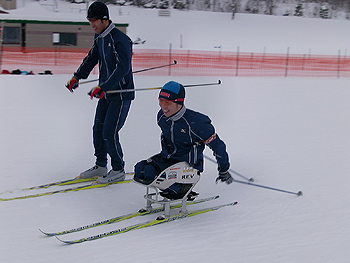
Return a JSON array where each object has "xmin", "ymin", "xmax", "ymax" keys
[
  {"xmin": 159, "ymin": 98, "xmax": 182, "ymax": 117},
  {"xmin": 88, "ymin": 18, "xmax": 109, "ymax": 34}
]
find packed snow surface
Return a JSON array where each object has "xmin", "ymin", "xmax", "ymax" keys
[{"xmin": 1, "ymin": 2, "xmax": 350, "ymax": 263}]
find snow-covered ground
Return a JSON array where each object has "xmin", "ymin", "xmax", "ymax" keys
[{"xmin": 1, "ymin": 2, "xmax": 350, "ymax": 263}]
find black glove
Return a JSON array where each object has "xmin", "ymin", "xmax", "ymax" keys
[{"xmin": 216, "ymin": 171, "xmax": 233, "ymax": 185}]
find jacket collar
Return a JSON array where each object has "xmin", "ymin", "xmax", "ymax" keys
[
  {"xmin": 98, "ymin": 21, "xmax": 114, "ymax": 38},
  {"xmin": 168, "ymin": 105, "xmax": 186, "ymax": 121}
]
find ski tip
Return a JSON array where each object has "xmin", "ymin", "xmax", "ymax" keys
[
  {"xmin": 55, "ymin": 236, "xmax": 64, "ymax": 242},
  {"xmin": 225, "ymin": 201, "xmax": 238, "ymax": 208},
  {"xmin": 55, "ymin": 236, "xmax": 72, "ymax": 244},
  {"xmin": 90, "ymin": 180, "xmax": 98, "ymax": 185},
  {"xmin": 39, "ymin": 229, "xmax": 55, "ymax": 236},
  {"xmin": 297, "ymin": 191, "xmax": 303, "ymax": 196},
  {"xmin": 218, "ymin": 79, "xmax": 222, "ymax": 84}
]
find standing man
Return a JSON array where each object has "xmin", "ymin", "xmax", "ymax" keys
[
  {"xmin": 134, "ymin": 81, "xmax": 233, "ymax": 199},
  {"xmin": 66, "ymin": 1, "xmax": 135, "ymax": 184}
]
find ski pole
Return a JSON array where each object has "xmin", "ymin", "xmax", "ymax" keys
[
  {"xmin": 132, "ymin": 60, "xmax": 177, "ymax": 74},
  {"xmin": 104, "ymin": 80, "xmax": 222, "ymax": 94},
  {"xmin": 205, "ymin": 155, "xmax": 302, "ymax": 196},
  {"xmin": 204, "ymin": 155, "xmax": 254, "ymax": 182},
  {"xmin": 184, "ymin": 79, "xmax": 221, "ymax": 88},
  {"xmin": 232, "ymin": 178, "xmax": 303, "ymax": 196},
  {"xmin": 79, "ymin": 60, "xmax": 177, "ymax": 85}
]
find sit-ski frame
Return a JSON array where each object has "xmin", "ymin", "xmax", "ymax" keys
[{"xmin": 135, "ymin": 162, "xmax": 200, "ymax": 219}]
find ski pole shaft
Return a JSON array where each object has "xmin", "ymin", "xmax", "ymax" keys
[
  {"xmin": 79, "ymin": 60, "xmax": 177, "ymax": 85},
  {"xmin": 204, "ymin": 155, "xmax": 254, "ymax": 182},
  {"xmin": 185, "ymin": 79, "xmax": 221, "ymax": 87},
  {"xmin": 132, "ymin": 60, "xmax": 177, "ymax": 74},
  {"xmin": 105, "ymin": 80, "xmax": 222, "ymax": 94},
  {"xmin": 204, "ymin": 155, "xmax": 302, "ymax": 196},
  {"xmin": 233, "ymin": 178, "xmax": 303, "ymax": 196}
]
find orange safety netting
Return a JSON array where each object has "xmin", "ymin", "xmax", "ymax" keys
[{"xmin": 1, "ymin": 47, "xmax": 350, "ymax": 77}]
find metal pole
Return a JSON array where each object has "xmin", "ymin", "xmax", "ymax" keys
[
  {"xmin": 337, "ymin": 49, "xmax": 341, "ymax": 78},
  {"xmin": 232, "ymin": 178, "xmax": 303, "ymax": 196},
  {"xmin": 168, "ymin": 43, "xmax": 172, "ymax": 76},
  {"xmin": 80, "ymin": 60, "xmax": 177, "ymax": 85},
  {"xmin": 105, "ymin": 80, "xmax": 222, "ymax": 94},
  {"xmin": 285, "ymin": 47, "xmax": 290, "ymax": 77},
  {"xmin": 0, "ymin": 21, "xmax": 5, "ymax": 72},
  {"xmin": 204, "ymin": 155, "xmax": 254, "ymax": 182},
  {"xmin": 236, "ymin": 46, "xmax": 239, "ymax": 76},
  {"xmin": 204, "ymin": 155, "xmax": 302, "ymax": 196}
]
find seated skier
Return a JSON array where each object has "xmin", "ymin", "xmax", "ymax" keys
[{"xmin": 134, "ymin": 81, "xmax": 233, "ymax": 200}]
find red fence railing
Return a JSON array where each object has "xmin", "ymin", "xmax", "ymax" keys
[{"xmin": 1, "ymin": 47, "xmax": 349, "ymax": 77}]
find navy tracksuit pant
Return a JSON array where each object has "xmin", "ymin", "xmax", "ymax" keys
[{"xmin": 93, "ymin": 97, "xmax": 131, "ymax": 171}]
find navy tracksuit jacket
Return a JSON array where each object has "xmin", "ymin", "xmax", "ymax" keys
[
  {"xmin": 74, "ymin": 21, "xmax": 134, "ymax": 171},
  {"xmin": 157, "ymin": 106, "xmax": 230, "ymax": 173}
]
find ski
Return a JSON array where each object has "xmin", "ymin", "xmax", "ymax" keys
[
  {"xmin": 0, "ymin": 172, "xmax": 134, "ymax": 195},
  {"xmin": 22, "ymin": 177, "xmax": 99, "ymax": 190},
  {"xmin": 0, "ymin": 180, "xmax": 132, "ymax": 202},
  {"xmin": 0, "ymin": 177, "xmax": 98, "ymax": 195},
  {"xmin": 55, "ymin": 201, "xmax": 238, "ymax": 244},
  {"xmin": 40, "ymin": 195, "xmax": 219, "ymax": 236},
  {"xmin": 22, "ymin": 172, "xmax": 134, "ymax": 191}
]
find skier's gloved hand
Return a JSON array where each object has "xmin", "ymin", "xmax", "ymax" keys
[
  {"xmin": 216, "ymin": 171, "xmax": 233, "ymax": 185},
  {"xmin": 88, "ymin": 86, "xmax": 105, "ymax": 100},
  {"xmin": 66, "ymin": 76, "xmax": 79, "ymax": 92}
]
